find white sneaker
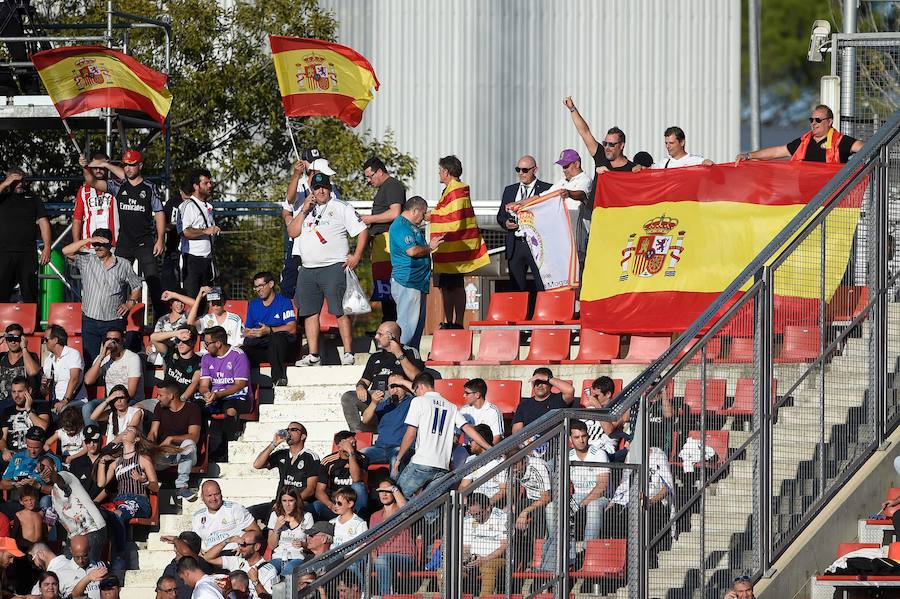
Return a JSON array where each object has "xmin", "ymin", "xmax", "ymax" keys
[
  {"xmin": 295, "ymin": 354, "xmax": 321, "ymax": 367},
  {"xmin": 341, "ymin": 352, "xmax": 356, "ymax": 365}
]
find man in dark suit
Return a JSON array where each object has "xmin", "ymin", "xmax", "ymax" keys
[{"xmin": 497, "ymin": 155, "xmax": 552, "ymax": 292}]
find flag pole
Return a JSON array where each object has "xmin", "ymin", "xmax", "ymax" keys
[
  {"xmin": 285, "ymin": 114, "xmax": 300, "ymax": 161},
  {"xmin": 60, "ymin": 118, "xmax": 83, "ymax": 155}
]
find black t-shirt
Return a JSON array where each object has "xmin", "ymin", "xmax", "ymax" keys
[
  {"xmin": 0, "ymin": 192, "xmax": 48, "ymax": 253},
  {"xmin": 67, "ymin": 454, "xmax": 111, "ymax": 500},
  {"xmin": 163, "ymin": 195, "xmax": 181, "ymax": 257},
  {"xmin": 1, "ymin": 402, "xmax": 50, "ymax": 452},
  {"xmin": 369, "ymin": 176, "xmax": 406, "ymax": 236},
  {"xmin": 265, "ymin": 448, "xmax": 321, "ymax": 499},
  {"xmin": 163, "ymin": 351, "xmax": 201, "ymax": 394},
  {"xmin": 0, "ymin": 351, "xmax": 40, "ymax": 398},
  {"xmin": 108, "ymin": 178, "xmax": 162, "ymax": 250},
  {"xmin": 361, "ymin": 347, "xmax": 424, "ymax": 391},
  {"xmin": 786, "ymin": 134, "xmax": 857, "ymax": 163},
  {"xmin": 318, "ymin": 450, "xmax": 369, "ymax": 494},
  {"xmin": 512, "ymin": 393, "xmax": 569, "ymax": 427}
]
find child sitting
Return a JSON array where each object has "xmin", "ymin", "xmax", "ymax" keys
[
  {"xmin": 15, "ymin": 486, "xmax": 45, "ymax": 549},
  {"xmin": 43, "ymin": 408, "xmax": 87, "ymax": 464}
]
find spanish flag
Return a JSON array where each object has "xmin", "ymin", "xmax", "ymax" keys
[
  {"xmin": 581, "ymin": 162, "xmax": 864, "ymax": 334},
  {"xmin": 30, "ymin": 46, "xmax": 172, "ymax": 127},
  {"xmin": 269, "ymin": 36, "xmax": 379, "ymax": 128},
  {"xmin": 430, "ymin": 179, "xmax": 490, "ymax": 274}
]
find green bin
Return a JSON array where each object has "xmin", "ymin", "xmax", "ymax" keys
[{"xmin": 40, "ymin": 249, "xmax": 65, "ymax": 322}]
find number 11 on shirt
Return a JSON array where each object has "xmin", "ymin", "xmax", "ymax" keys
[{"xmin": 432, "ymin": 408, "xmax": 448, "ymax": 435}]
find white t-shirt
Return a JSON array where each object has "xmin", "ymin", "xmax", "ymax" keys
[
  {"xmin": 569, "ymin": 445, "xmax": 610, "ymax": 500},
  {"xmin": 549, "ymin": 171, "xmax": 593, "ymax": 211},
  {"xmin": 220, "ymin": 556, "xmax": 278, "ymax": 596},
  {"xmin": 405, "ymin": 391, "xmax": 468, "ymax": 469},
  {"xmin": 102, "ymin": 405, "xmax": 142, "ymax": 439},
  {"xmin": 611, "ymin": 447, "xmax": 674, "ymax": 507},
  {"xmin": 192, "ymin": 575, "xmax": 226, "ymax": 599},
  {"xmin": 178, "ymin": 196, "xmax": 216, "ymax": 257},
  {"xmin": 43, "ymin": 346, "xmax": 87, "ymax": 403},
  {"xmin": 94, "ymin": 349, "xmax": 144, "ymax": 402},
  {"xmin": 51, "ymin": 471, "xmax": 106, "ymax": 536},
  {"xmin": 32, "ymin": 555, "xmax": 85, "ymax": 597},
  {"xmin": 296, "ymin": 198, "xmax": 367, "ymax": 268},
  {"xmin": 266, "ymin": 511, "xmax": 313, "ymax": 560},
  {"xmin": 196, "ymin": 312, "xmax": 244, "ymax": 348},
  {"xmin": 462, "ymin": 507, "xmax": 507, "ymax": 557},
  {"xmin": 515, "ymin": 456, "xmax": 552, "ymax": 501},
  {"xmin": 57, "ymin": 428, "xmax": 85, "ymax": 456},
  {"xmin": 460, "ymin": 401, "xmax": 505, "ymax": 440},
  {"xmin": 462, "ymin": 454, "xmax": 506, "ymax": 498},
  {"xmin": 330, "ymin": 513, "xmax": 368, "ymax": 547},
  {"xmin": 283, "ymin": 176, "xmax": 341, "ymax": 256},
  {"xmin": 192, "ymin": 501, "xmax": 255, "ymax": 552},
  {"xmin": 652, "ymin": 153, "xmax": 707, "ymax": 169}
]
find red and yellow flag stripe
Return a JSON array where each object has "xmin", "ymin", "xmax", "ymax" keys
[{"xmin": 430, "ymin": 179, "xmax": 490, "ymax": 273}]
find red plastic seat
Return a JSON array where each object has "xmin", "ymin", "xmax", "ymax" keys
[
  {"xmin": 125, "ymin": 303, "xmax": 146, "ymax": 332},
  {"xmin": 889, "ymin": 542, "xmax": 900, "ymax": 560},
  {"xmin": 0, "ymin": 303, "xmax": 37, "ymax": 334},
  {"xmin": 68, "ymin": 336, "xmax": 83, "ymax": 356},
  {"xmin": 470, "ymin": 292, "xmax": 529, "ymax": 326},
  {"xmin": 130, "ymin": 491, "xmax": 159, "ymax": 526},
  {"xmin": 209, "ymin": 385, "xmax": 259, "ymax": 422},
  {"xmin": 48, "ymin": 302, "xmax": 83, "ymax": 335},
  {"xmin": 716, "ymin": 337, "xmax": 754, "ymax": 363},
  {"xmin": 511, "ymin": 329, "xmax": 571, "ymax": 364},
  {"xmin": 426, "ymin": 329, "xmax": 473, "ymax": 366},
  {"xmin": 719, "ymin": 378, "xmax": 778, "ymax": 416},
  {"xmin": 571, "ymin": 538, "xmax": 627, "ymax": 579},
  {"xmin": 485, "ymin": 379, "xmax": 522, "ymax": 415},
  {"xmin": 331, "ymin": 431, "xmax": 373, "ymax": 453},
  {"xmin": 461, "ymin": 330, "xmax": 519, "ymax": 365},
  {"xmin": 828, "ymin": 285, "xmax": 869, "ymax": 322},
  {"xmin": 562, "ymin": 329, "xmax": 620, "ymax": 364},
  {"xmin": 775, "ymin": 326, "xmax": 820, "ymax": 362},
  {"xmin": 520, "ymin": 290, "xmax": 576, "ymax": 325},
  {"xmin": 678, "ymin": 336, "xmax": 723, "ymax": 364},
  {"xmin": 579, "ymin": 378, "xmax": 623, "ymax": 406},
  {"xmin": 611, "ymin": 336, "xmax": 670, "ymax": 364},
  {"xmin": 669, "ymin": 431, "xmax": 729, "ymax": 468},
  {"xmin": 837, "ymin": 542, "xmax": 881, "ymax": 557},
  {"xmin": 512, "ymin": 538, "xmax": 553, "ymax": 580},
  {"xmin": 433, "ymin": 378, "xmax": 467, "ymax": 407},
  {"xmin": 682, "ymin": 378, "xmax": 727, "ymax": 414},
  {"xmin": 882, "ymin": 488, "xmax": 900, "ymax": 519},
  {"xmin": 23, "ymin": 335, "xmax": 41, "ymax": 354},
  {"xmin": 224, "ymin": 299, "xmax": 249, "ymax": 321},
  {"xmin": 319, "ymin": 300, "xmax": 338, "ymax": 333}
]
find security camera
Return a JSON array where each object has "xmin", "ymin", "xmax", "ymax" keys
[{"xmin": 808, "ymin": 19, "xmax": 832, "ymax": 62}]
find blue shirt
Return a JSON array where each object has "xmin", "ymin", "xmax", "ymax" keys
[
  {"xmin": 374, "ymin": 394, "xmax": 413, "ymax": 448},
  {"xmin": 246, "ymin": 294, "xmax": 296, "ymax": 329},
  {"xmin": 389, "ymin": 215, "xmax": 430, "ymax": 293},
  {"xmin": 2, "ymin": 450, "xmax": 62, "ymax": 480}
]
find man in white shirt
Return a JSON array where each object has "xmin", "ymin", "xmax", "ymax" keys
[
  {"xmin": 458, "ymin": 424, "xmax": 505, "ymax": 498},
  {"xmin": 176, "ymin": 556, "xmax": 226, "ymax": 599},
  {"xmin": 392, "ymin": 372, "xmax": 492, "ymax": 497},
  {"xmin": 82, "ymin": 326, "xmax": 145, "ymax": 424},
  {"xmin": 29, "ymin": 543, "xmax": 85, "ymax": 597},
  {"xmin": 498, "ymin": 454, "xmax": 555, "ymax": 572},
  {"xmin": 202, "ymin": 530, "xmax": 278, "ymax": 599},
  {"xmin": 183, "ymin": 286, "xmax": 244, "ymax": 349},
  {"xmin": 290, "ymin": 172, "xmax": 368, "ymax": 367},
  {"xmin": 462, "ymin": 492, "xmax": 508, "ymax": 597},
  {"xmin": 178, "ymin": 168, "xmax": 220, "ymax": 297},
  {"xmin": 40, "ymin": 324, "xmax": 86, "ymax": 413},
  {"xmin": 38, "ymin": 456, "xmax": 107, "ymax": 562},
  {"xmin": 192, "ymin": 481, "xmax": 260, "ymax": 553},
  {"xmin": 634, "ymin": 126, "xmax": 715, "ymax": 171},
  {"xmin": 548, "ymin": 148, "xmax": 593, "ymax": 266},
  {"xmin": 452, "ymin": 378, "xmax": 504, "ymax": 469}
]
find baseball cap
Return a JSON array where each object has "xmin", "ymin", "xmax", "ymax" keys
[
  {"xmin": 554, "ymin": 149, "xmax": 581, "ymax": 166},
  {"xmin": 633, "ymin": 151, "xmax": 654, "ymax": 168},
  {"xmin": 0, "ymin": 537, "xmax": 23, "ymax": 557},
  {"xmin": 99, "ymin": 576, "xmax": 120, "ymax": 590},
  {"xmin": 301, "ymin": 148, "xmax": 321, "ymax": 163},
  {"xmin": 83, "ymin": 425, "xmax": 102, "ymax": 442},
  {"xmin": 122, "ymin": 149, "xmax": 143, "ymax": 165},
  {"xmin": 311, "ymin": 172, "xmax": 332, "ymax": 190},
  {"xmin": 306, "ymin": 521, "xmax": 335, "ymax": 537},
  {"xmin": 308, "ymin": 158, "xmax": 336, "ymax": 176},
  {"xmin": 25, "ymin": 426, "xmax": 45, "ymax": 442}
]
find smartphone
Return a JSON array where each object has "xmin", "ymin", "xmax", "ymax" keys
[{"xmin": 374, "ymin": 380, "xmax": 387, "ymax": 393}]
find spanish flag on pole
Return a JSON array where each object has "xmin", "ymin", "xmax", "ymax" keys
[
  {"xmin": 580, "ymin": 162, "xmax": 864, "ymax": 334},
  {"xmin": 269, "ymin": 36, "xmax": 379, "ymax": 128},
  {"xmin": 30, "ymin": 46, "xmax": 172, "ymax": 126},
  {"xmin": 430, "ymin": 179, "xmax": 490, "ymax": 274}
]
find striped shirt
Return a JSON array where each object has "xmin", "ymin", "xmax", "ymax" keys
[
  {"xmin": 114, "ymin": 453, "xmax": 146, "ymax": 497},
  {"xmin": 73, "ymin": 253, "xmax": 143, "ymax": 321}
]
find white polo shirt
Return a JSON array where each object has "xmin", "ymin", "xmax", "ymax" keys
[
  {"xmin": 569, "ymin": 445, "xmax": 610, "ymax": 499},
  {"xmin": 549, "ymin": 171, "xmax": 593, "ymax": 211},
  {"xmin": 462, "ymin": 454, "xmax": 506, "ymax": 498},
  {"xmin": 296, "ymin": 198, "xmax": 367, "ymax": 268},
  {"xmin": 460, "ymin": 400, "xmax": 505, "ymax": 440},
  {"xmin": 32, "ymin": 555, "xmax": 85, "ymax": 597},
  {"xmin": 220, "ymin": 556, "xmax": 278, "ymax": 596},
  {"xmin": 178, "ymin": 196, "xmax": 216, "ymax": 257},
  {"xmin": 196, "ymin": 311, "xmax": 244, "ymax": 348},
  {"xmin": 330, "ymin": 513, "xmax": 368, "ymax": 546},
  {"xmin": 43, "ymin": 345, "xmax": 87, "ymax": 403},
  {"xmin": 405, "ymin": 391, "xmax": 468, "ymax": 470},
  {"xmin": 652, "ymin": 153, "xmax": 707, "ymax": 169},
  {"xmin": 462, "ymin": 507, "xmax": 507, "ymax": 557},
  {"xmin": 192, "ymin": 500, "xmax": 255, "ymax": 551}
]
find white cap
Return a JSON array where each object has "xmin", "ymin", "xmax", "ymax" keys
[{"xmin": 309, "ymin": 158, "xmax": 336, "ymax": 176}]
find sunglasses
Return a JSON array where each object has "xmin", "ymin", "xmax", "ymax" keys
[
  {"xmin": 4, "ymin": 335, "xmax": 21, "ymax": 341},
  {"xmin": 533, "ymin": 379, "xmax": 551, "ymax": 386},
  {"xmin": 734, "ymin": 575, "xmax": 751, "ymax": 581},
  {"xmin": 514, "ymin": 166, "xmax": 534, "ymax": 173},
  {"xmin": 176, "ymin": 338, "xmax": 193, "ymax": 345},
  {"xmin": 104, "ymin": 337, "xmax": 121, "ymax": 343},
  {"xmin": 237, "ymin": 541, "xmax": 255, "ymax": 547},
  {"xmin": 809, "ymin": 117, "xmax": 831, "ymax": 123},
  {"xmin": 95, "ymin": 243, "xmax": 113, "ymax": 249},
  {"xmin": 377, "ymin": 488, "xmax": 394, "ymax": 493},
  {"xmin": 602, "ymin": 141, "xmax": 622, "ymax": 148},
  {"xmin": 334, "ymin": 500, "xmax": 346, "ymax": 506},
  {"xmin": 287, "ymin": 427, "xmax": 302, "ymax": 433}
]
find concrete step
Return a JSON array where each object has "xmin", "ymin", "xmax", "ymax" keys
[
  {"xmin": 197, "ymin": 475, "xmax": 278, "ymax": 498},
  {"xmin": 285, "ymin": 364, "xmax": 365, "ymax": 386},
  {"xmin": 271, "ymin": 385, "xmax": 351, "ymax": 407},
  {"xmin": 256, "ymin": 401, "xmax": 346, "ymax": 424},
  {"xmin": 132, "ymin": 549, "xmax": 175, "ymax": 572},
  {"xmin": 243, "ymin": 419, "xmax": 346, "ymax": 443}
]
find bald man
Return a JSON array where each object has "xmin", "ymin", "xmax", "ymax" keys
[
  {"xmin": 191, "ymin": 481, "xmax": 259, "ymax": 553},
  {"xmin": 497, "ymin": 155, "xmax": 552, "ymax": 292},
  {"xmin": 70, "ymin": 535, "xmax": 109, "ymax": 599}
]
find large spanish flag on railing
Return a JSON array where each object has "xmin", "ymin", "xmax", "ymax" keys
[
  {"xmin": 269, "ymin": 36, "xmax": 379, "ymax": 128},
  {"xmin": 30, "ymin": 46, "xmax": 172, "ymax": 126},
  {"xmin": 581, "ymin": 161, "xmax": 863, "ymax": 334},
  {"xmin": 430, "ymin": 179, "xmax": 490, "ymax": 274}
]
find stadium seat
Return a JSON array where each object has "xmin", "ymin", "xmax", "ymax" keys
[
  {"xmin": 224, "ymin": 299, "xmax": 249, "ymax": 321},
  {"xmin": 23, "ymin": 335, "xmax": 41, "ymax": 354},
  {"xmin": 682, "ymin": 378, "xmax": 727, "ymax": 414},
  {"xmin": 512, "ymin": 538, "xmax": 553, "ymax": 580},
  {"xmin": 678, "ymin": 336, "xmax": 723, "ymax": 363},
  {"xmin": 470, "ymin": 292, "xmax": 529, "ymax": 326},
  {"xmin": 426, "ymin": 329, "xmax": 473, "ymax": 365},
  {"xmin": 828, "ymin": 285, "xmax": 869, "ymax": 322},
  {"xmin": 716, "ymin": 336, "xmax": 754, "ymax": 363},
  {"xmin": 130, "ymin": 490, "xmax": 159, "ymax": 526},
  {"xmin": 611, "ymin": 335, "xmax": 670, "ymax": 364},
  {"xmin": 774, "ymin": 325, "xmax": 820, "ymax": 362},
  {"xmin": 485, "ymin": 379, "xmax": 521, "ymax": 415},
  {"xmin": 889, "ymin": 542, "xmax": 900, "ymax": 561},
  {"xmin": 209, "ymin": 385, "xmax": 259, "ymax": 422},
  {"xmin": 48, "ymin": 302, "xmax": 83, "ymax": 335},
  {"xmin": 867, "ymin": 488, "xmax": 900, "ymax": 523},
  {"xmin": 837, "ymin": 542, "xmax": 881, "ymax": 557},
  {"xmin": 331, "ymin": 431, "xmax": 373, "ymax": 453},
  {"xmin": 521, "ymin": 290, "xmax": 576, "ymax": 325},
  {"xmin": 461, "ymin": 330, "xmax": 519, "ymax": 365},
  {"xmin": 670, "ymin": 431, "xmax": 729, "ymax": 469},
  {"xmin": 571, "ymin": 538, "xmax": 627, "ymax": 579},
  {"xmin": 68, "ymin": 336, "xmax": 83, "ymax": 356},
  {"xmin": 579, "ymin": 378, "xmax": 623, "ymax": 406},
  {"xmin": 319, "ymin": 300, "xmax": 338, "ymax": 334},
  {"xmin": 0, "ymin": 303, "xmax": 37, "ymax": 334},
  {"xmin": 562, "ymin": 329, "xmax": 620, "ymax": 364},
  {"xmin": 719, "ymin": 378, "xmax": 777, "ymax": 417},
  {"xmin": 125, "ymin": 303, "xmax": 146, "ymax": 332},
  {"xmin": 434, "ymin": 378, "xmax": 467, "ymax": 407},
  {"xmin": 511, "ymin": 329, "xmax": 571, "ymax": 364}
]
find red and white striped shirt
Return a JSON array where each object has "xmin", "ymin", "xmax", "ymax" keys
[{"xmin": 73, "ymin": 184, "xmax": 116, "ymax": 247}]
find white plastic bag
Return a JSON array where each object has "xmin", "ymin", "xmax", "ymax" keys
[{"xmin": 343, "ymin": 269, "xmax": 372, "ymax": 315}]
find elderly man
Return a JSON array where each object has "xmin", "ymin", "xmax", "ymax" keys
[
  {"xmin": 241, "ymin": 271, "xmax": 297, "ymax": 387},
  {"xmin": 340, "ymin": 321, "xmax": 423, "ymax": 433},
  {"xmin": 633, "ymin": 126, "xmax": 715, "ymax": 170},
  {"xmin": 362, "ymin": 157, "xmax": 407, "ymax": 322},
  {"xmin": 202, "ymin": 529, "xmax": 278, "ymax": 599},
  {"xmin": 725, "ymin": 577, "xmax": 755, "ymax": 599},
  {"xmin": 0, "ymin": 167, "xmax": 51, "ymax": 303},
  {"xmin": 736, "ymin": 104, "xmax": 863, "ymax": 165},
  {"xmin": 290, "ymin": 172, "xmax": 368, "ymax": 367},
  {"xmin": 547, "ymin": 149, "xmax": 594, "ymax": 269},
  {"xmin": 156, "ymin": 575, "xmax": 180, "ymax": 599},
  {"xmin": 497, "ymin": 155, "xmax": 552, "ymax": 292},
  {"xmin": 192, "ymin": 481, "xmax": 259, "ymax": 554}
]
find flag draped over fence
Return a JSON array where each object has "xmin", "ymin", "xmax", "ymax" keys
[
  {"xmin": 429, "ymin": 179, "xmax": 490, "ymax": 274},
  {"xmin": 30, "ymin": 46, "xmax": 172, "ymax": 126},
  {"xmin": 580, "ymin": 162, "xmax": 864, "ymax": 334},
  {"xmin": 516, "ymin": 189, "xmax": 579, "ymax": 290},
  {"xmin": 269, "ymin": 36, "xmax": 379, "ymax": 127}
]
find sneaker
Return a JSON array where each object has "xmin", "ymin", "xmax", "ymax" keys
[
  {"xmin": 274, "ymin": 377, "xmax": 288, "ymax": 386},
  {"xmin": 341, "ymin": 352, "xmax": 356, "ymax": 365},
  {"xmin": 176, "ymin": 487, "xmax": 198, "ymax": 502},
  {"xmin": 295, "ymin": 354, "xmax": 321, "ymax": 367}
]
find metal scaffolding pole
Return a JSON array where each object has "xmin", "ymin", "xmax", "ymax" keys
[
  {"xmin": 841, "ymin": 0, "xmax": 858, "ymax": 121},
  {"xmin": 748, "ymin": 0, "xmax": 761, "ymax": 150}
]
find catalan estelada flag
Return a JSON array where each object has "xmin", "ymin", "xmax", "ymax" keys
[
  {"xmin": 581, "ymin": 161, "xmax": 864, "ymax": 334},
  {"xmin": 430, "ymin": 179, "xmax": 490, "ymax": 274},
  {"xmin": 269, "ymin": 36, "xmax": 379, "ymax": 128},
  {"xmin": 30, "ymin": 46, "xmax": 172, "ymax": 126}
]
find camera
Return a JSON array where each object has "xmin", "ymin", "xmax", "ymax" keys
[{"xmin": 807, "ymin": 19, "xmax": 832, "ymax": 62}]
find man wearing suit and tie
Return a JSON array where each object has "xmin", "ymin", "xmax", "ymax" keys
[{"xmin": 497, "ymin": 155, "xmax": 552, "ymax": 292}]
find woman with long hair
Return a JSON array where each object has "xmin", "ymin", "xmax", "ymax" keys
[
  {"xmin": 266, "ymin": 488, "xmax": 313, "ymax": 575},
  {"xmin": 147, "ymin": 291, "xmax": 189, "ymax": 365},
  {"xmin": 89, "ymin": 384, "xmax": 143, "ymax": 444}
]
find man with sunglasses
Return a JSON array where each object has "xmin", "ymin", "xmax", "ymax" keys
[
  {"xmin": 250, "ymin": 421, "xmax": 319, "ymax": 520},
  {"xmin": 497, "ymin": 155, "xmax": 552, "ymax": 293},
  {"xmin": 62, "ymin": 228, "xmax": 143, "ymax": 366},
  {"xmin": 1, "ymin": 376, "xmax": 49, "ymax": 463},
  {"xmin": 0, "ymin": 324, "xmax": 40, "ymax": 399},
  {"xmin": 736, "ymin": 104, "xmax": 863, "ymax": 165},
  {"xmin": 724, "ymin": 576, "xmax": 755, "ymax": 599},
  {"xmin": 202, "ymin": 530, "xmax": 278, "ymax": 599},
  {"xmin": 511, "ymin": 367, "xmax": 576, "ymax": 434},
  {"xmin": 150, "ymin": 325, "xmax": 202, "ymax": 402},
  {"xmin": 67, "ymin": 425, "xmax": 107, "ymax": 503},
  {"xmin": 360, "ymin": 373, "xmax": 415, "ymax": 470},
  {"xmin": 0, "ymin": 167, "xmax": 52, "ymax": 304},
  {"xmin": 82, "ymin": 326, "xmax": 144, "ymax": 425},
  {"xmin": 40, "ymin": 325, "xmax": 87, "ymax": 413}
]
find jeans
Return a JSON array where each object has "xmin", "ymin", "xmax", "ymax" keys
[
  {"xmin": 362, "ymin": 444, "xmax": 401, "ymax": 469},
  {"xmin": 108, "ymin": 493, "xmax": 151, "ymax": 552},
  {"xmin": 373, "ymin": 553, "xmax": 414, "ymax": 595},
  {"xmin": 155, "ymin": 439, "xmax": 198, "ymax": 488},
  {"xmin": 242, "ymin": 332, "xmax": 295, "ymax": 383},
  {"xmin": 115, "ymin": 244, "xmax": 165, "ymax": 320},
  {"xmin": 270, "ymin": 557, "xmax": 304, "ymax": 575},
  {"xmin": 81, "ymin": 315, "xmax": 125, "ymax": 368},
  {"xmin": 340, "ymin": 390, "xmax": 378, "ymax": 433},
  {"xmin": 397, "ymin": 462, "xmax": 447, "ymax": 498},
  {"xmin": 390, "ymin": 279, "xmax": 427, "ymax": 350},
  {"xmin": 310, "ymin": 481, "xmax": 368, "ymax": 520}
]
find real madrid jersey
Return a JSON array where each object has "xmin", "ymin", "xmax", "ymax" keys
[{"xmin": 191, "ymin": 500, "xmax": 255, "ymax": 551}]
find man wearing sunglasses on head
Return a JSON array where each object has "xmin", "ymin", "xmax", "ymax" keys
[
  {"xmin": 724, "ymin": 576, "xmax": 755, "ymax": 599},
  {"xmin": 0, "ymin": 324, "xmax": 40, "ymax": 399},
  {"xmin": 736, "ymin": 104, "xmax": 864, "ymax": 165}
]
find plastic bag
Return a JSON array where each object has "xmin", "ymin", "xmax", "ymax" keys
[{"xmin": 343, "ymin": 268, "xmax": 372, "ymax": 315}]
